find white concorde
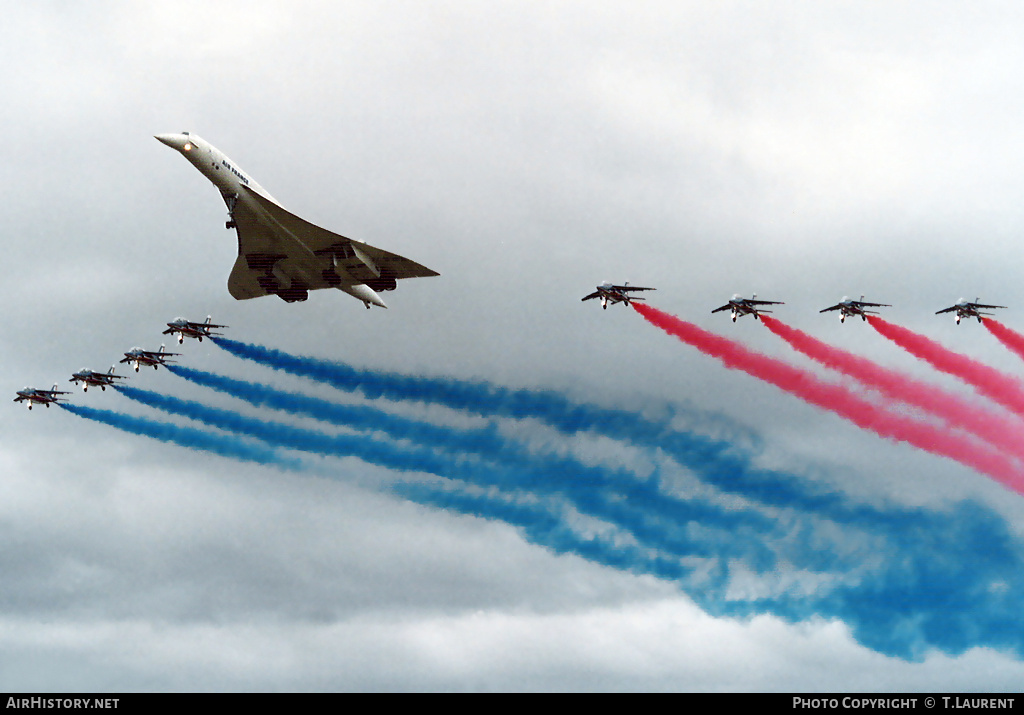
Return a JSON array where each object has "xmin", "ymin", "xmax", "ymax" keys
[{"xmin": 155, "ymin": 132, "xmax": 439, "ymax": 308}]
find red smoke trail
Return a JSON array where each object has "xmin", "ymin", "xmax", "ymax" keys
[
  {"xmin": 867, "ymin": 315, "xmax": 1024, "ymax": 416},
  {"xmin": 982, "ymin": 318, "xmax": 1024, "ymax": 364},
  {"xmin": 633, "ymin": 303, "xmax": 1024, "ymax": 493},
  {"xmin": 761, "ymin": 315, "xmax": 1024, "ymax": 462}
]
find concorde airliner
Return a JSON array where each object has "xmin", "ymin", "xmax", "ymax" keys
[{"xmin": 155, "ymin": 133, "xmax": 439, "ymax": 308}]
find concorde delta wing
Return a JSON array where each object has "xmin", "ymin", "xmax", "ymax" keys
[
  {"xmin": 237, "ymin": 185, "xmax": 439, "ymax": 293},
  {"xmin": 227, "ymin": 196, "xmax": 281, "ymax": 300}
]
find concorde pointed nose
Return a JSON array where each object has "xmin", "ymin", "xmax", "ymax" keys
[{"xmin": 154, "ymin": 133, "xmax": 193, "ymax": 152}]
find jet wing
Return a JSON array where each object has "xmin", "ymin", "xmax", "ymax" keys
[
  {"xmin": 581, "ymin": 291, "xmax": 603, "ymax": 302},
  {"xmin": 711, "ymin": 304, "xmax": 733, "ymax": 313},
  {"xmin": 820, "ymin": 304, "xmax": 843, "ymax": 313},
  {"xmin": 854, "ymin": 301, "xmax": 891, "ymax": 308},
  {"xmin": 935, "ymin": 305, "xmax": 959, "ymax": 314},
  {"xmin": 131, "ymin": 350, "xmax": 179, "ymax": 359},
  {"xmin": 611, "ymin": 285, "xmax": 655, "ymax": 292},
  {"xmin": 749, "ymin": 299, "xmax": 784, "ymax": 305},
  {"xmin": 972, "ymin": 302, "xmax": 1007, "ymax": 309},
  {"xmin": 178, "ymin": 319, "xmax": 227, "ymax": 329},
  {"xmin": 227, "ymin": 185, "xmax": 439, "ymax": 300}
]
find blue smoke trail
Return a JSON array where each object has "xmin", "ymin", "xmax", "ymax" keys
[
  {"xmin": 209, "ymin": 338, "xmax": 918, "ymax": 530},
  {"xmin": 166, "ymin": 365, "xmax": 773, "ymax": 544},
  {"xmin": 397, "ymin": 480, "xmax": 1024, "ymax": 662},
  {"xmin": 394, "ymin": 481, "xmax": 697, "ymax": 583},
  {"xmin": 80, "ymin": 384, "xmax": 1024, "ymax": 661},
  {"xmin": 115, "ymin": 384, "xmax": 780, "ymax": 569},
  {"xmin": 208, "ymin": 341, "xmax": 992, "ymax": 595},
  {"xmin": 713, "ymin": 498, "xmax": 1024, "ymax": 660},
  {"xmin": 121, "ymin": 383, "xmax": 988, "ymax": 625},
  {"xmin": 167, "ymin": 364, "xmax": 511, "ymax": 459},
  {"xmin": 176, "ymin": 357, "xmax": 1024, "ymax": 660},
  {"xmin": 59, "ymin": 403, "xmax": 302, "ymax": 470},
  {"xmin": 116, "ymin": 385, "xmax": 456, "ymax": 477},
  {"xmin": 212, "ymin": 336, "xmax": 678, "ymax": 433}
]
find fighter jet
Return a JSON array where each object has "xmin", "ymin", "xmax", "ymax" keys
[
  {"xmin": 120, "ymin": 346, "xmax": 180, "ymax": 372},
  {"xmin": 163, "ymin": 316, "xmax": 228, "ymax": 344},
  {"xmin": 70, "ymin": 366, "xmax": 127, "ymax": 392},
  {"xmin": 581, "ymin": 281, "xmax": 656, "ymax": 309},
  {"xmin": 14, "ymin": 385, "xmax": 70, "ymax": 410},
  {"xmin": 819, "ymin": 295, "xmax": 892, "ymax": 323},
  {"xmin": 154, "ymin": 132, "xmax": 439, "ymax": 308},
  {"xmin": 936, "ymin": 298, "xmax": 1007, "ymax": 324},
  {"xmin": 712, "ymin": 294, "xmax": 784, "ymax": 322}
]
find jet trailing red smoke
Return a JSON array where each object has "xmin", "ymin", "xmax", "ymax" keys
[
  {"xmin": 982, "ymin": 318, "xmax": 1024, "ymax": 364},
  {"xmin": 633, "ymin": 303, "xmax": 1024, "ymax": 493},
  {"xmin": 761, "ymin": 315, "xmax": 1024, "ymax": 462},
  {"xmin": 866, "ymin": 315, "xmax": 1024, "ymax": 417}
]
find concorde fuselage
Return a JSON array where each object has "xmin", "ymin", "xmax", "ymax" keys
[{"xmin": 156, "ymin": 132, "xmax": 278, "ymax": 209}]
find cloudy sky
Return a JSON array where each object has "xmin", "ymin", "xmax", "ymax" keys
[{"xmin": 6, "ymin": 0, "xmax": 1024, "ymax": 691}]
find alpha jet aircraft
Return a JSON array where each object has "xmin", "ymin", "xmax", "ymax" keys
[
  {"xmin": 163, "ymin": 316, "xmax": 228, "ymax": 344},
  {"xmin": 712, "ymin": 294, "xmax": 784, "ymax": 322},
  {"xmin": 70, "ymin": 366, "xmax": 127, "ymax": 392},
  {"xmin": 154, "ymin": 132, "xmax": 439, "ymax": 308},
  {"xmin": 581, "ymin": 281, "xmax": 656, "ymax": 309},
  {"xmin": 14, "ymin": 385, "xmax": 70, "ymax": 410},
  {"xmin": 820, "ymin": 295, "xmax": 892, "ymax": 323},
  {"xmin": 936, "ymin": 298, "xmax": 1007, "ymax": 324},
  {"xmin": 120, "ymin": 346, "xmax": 180, "ymax": 372}
]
